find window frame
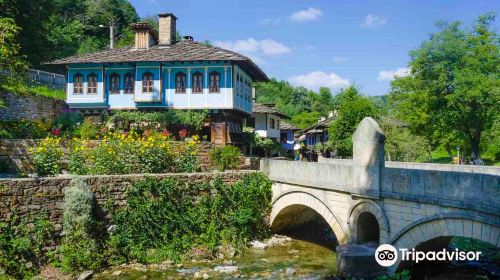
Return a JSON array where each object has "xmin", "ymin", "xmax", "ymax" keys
[
  {"xmin": 175, "ymin": 72, "xmax": 186, "ymax": 94},
  {"xmin": 142, "ymin": 72, "xmax": 154, "ymax": 94},
  {"xmin": 110, "ymin": 73, "xmax": 120, "ymax": 94},
  {"xmin": 73, "ymin": 73, "xmax": 83, "ymax": 95},
  {"xmin": 270, "ymin": 117, "xmax": 275, "ymax": 129},
  {"xmin": 87, "ymin": 73, "xmax": 98, "ymax": 95},
  {"xmin": 191, "ymin": 71, "xmax": 203, "ymax": 94},
  {"xmin": 124, "ymin": 73, "xmax": 135, "ymax": 94},
  {"xmin": 209, "ymin": 71, "xmax": 220, "ymax": 93}
]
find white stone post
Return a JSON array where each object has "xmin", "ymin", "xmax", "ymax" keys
[{"xmin": 351, "ymin": 117, "xmax": 385, "ymax": 198}]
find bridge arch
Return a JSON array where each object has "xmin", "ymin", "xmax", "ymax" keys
[
  {"xmin": 348, "ymin": 200, "xmax": 390, "ymax": 244},
  {"xmin": 388, "ymin": 213, "xmax": 500, "ymax": 273},
  {"xmin": 270, "ymin": 191, "xmax": 348, "ymax": 244}
]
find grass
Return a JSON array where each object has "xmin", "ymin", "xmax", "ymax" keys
[
  {"xmin": 2, "ymin": 82, "xmax": 65, "ymax": 100},
  {"xmin": 429, "ymin": 146, "xmax": 499, "ymax": 166}
]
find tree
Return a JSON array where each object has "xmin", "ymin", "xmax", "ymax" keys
[
  {"xmin": 328, "ymin": 86, "xmax": 378, "ymax": 157},
  {"xmin": 390, "ymin": 14, "xmax": 500, "ymax": 162},
  {"xmin": 291, "ymin": 111, "xmax": 321, "ymax": 129},
  {"xmin": 311, "ymin": 87, "xmax": 335, "ymax": 116},
  {"xmin": 0, "ymin": 18, "xmax": 28, "ymax": 85}
]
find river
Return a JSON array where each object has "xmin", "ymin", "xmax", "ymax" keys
[{"xmin": 93, "ymin": 238, "xmax": 337, "ymax": 279}]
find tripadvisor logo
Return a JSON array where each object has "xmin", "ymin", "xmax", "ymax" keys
[{"xmin": 375, "ymin": 244, "xmax": 481, "ymax": 267}]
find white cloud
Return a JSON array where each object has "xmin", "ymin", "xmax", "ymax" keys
[
  {"xmin": 360, "ymin": 14, "xmax": 387, "ymax": 28},
  {"xmin": 214, "ymin": 38, "xmax": 291, "ymax": 56},
  {"xmin": 288, "ymin": 71, "xmax": 349, "ymax": 91},
  {"xmin": 377, "ymin": 67, "xmax": 411, "ymax": 81},
  {"xmin": 333, "ymin": 56, "xmax": 347, "ymax": 63},
  {"xmin": 290, "ymin": 8, "xmax": 322, "ymax": 22},
  {"xmin": 260, "ymin": 17, "xmax": 281, "ymax": 27}
]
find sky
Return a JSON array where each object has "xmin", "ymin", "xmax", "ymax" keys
[{"xmin": 129, "ymin": 0, "xmax": 499, "ymax": 96}]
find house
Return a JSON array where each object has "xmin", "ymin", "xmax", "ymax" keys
[
  {"xmin": 280, "ymin": 120, "xmax": 299, "ymax": 154},
  {"xmin": 248, "ymin": 102, "xmax": 288, "ymax": 141},
  {"xmin": 297, "ymin": 112, "xmax": 336, "ymax": 148},
  {"xmin": 46, "ymin": 13, "xmax": 268, "ymax": 145}
]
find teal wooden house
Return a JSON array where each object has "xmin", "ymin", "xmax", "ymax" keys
[{"xmin": 47, "ymin": 13, "xmax": 268, "ymax": 145}]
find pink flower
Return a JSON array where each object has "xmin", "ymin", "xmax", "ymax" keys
[
  {"xmin": 51, "ymin": 128, "xmax": 61, "ymax": 136},
  {"xmin": 179, "ymin": 129, "xmax": 188, "ymax": 138},
  {"xmin": 162, "ymin": 129, "xmax": 171, "ymax": 137}
]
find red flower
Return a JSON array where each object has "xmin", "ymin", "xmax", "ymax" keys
[
  {"xmin": 162, "ymin": 129, "xmax": 171, "ymax": 137},
  {"xmin": 51, "ymin": 128, "xmax": 61, "ymax": 136},
  {"xmin": 101, "ymin": 127, "xmax": 107, "ymax": 133},
  {"xmin": 179, "ymin": 129, "xmax": 188, "ymax": 138}
]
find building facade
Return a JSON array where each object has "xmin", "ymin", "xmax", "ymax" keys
[{"xmin": 47, "ymin": 13, "xmax": 267, "ymax": 145}]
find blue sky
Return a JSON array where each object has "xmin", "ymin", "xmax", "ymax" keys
[{"xmin": 129, "ymin": 0, "xmax": 498, "ymax": 96}]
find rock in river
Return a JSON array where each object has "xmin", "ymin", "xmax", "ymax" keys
[{"xmin": 213, "ymin": 265, "xmax": 239, "ymax": 274}]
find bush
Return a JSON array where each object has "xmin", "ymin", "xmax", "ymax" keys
[
  {"xmin": 54, "ymin": 110, "xmax": 83, "ymax": 134},
  {"xmin": 0, "ymin": 215, "xmax": 55, "ymax": 279},
  {"xmin": 30, "ymin": 137, "xmax": 64, "ymax": 176},
  {"xmin": 109, "ymin": 173, "xmax": 272, "ymax": 263},
  {"xmin": 57, "ymin": 177, "xmax": 103, "ymax": 273},
  {"xmin": 74, "ymin": 120, "xmax": 100, "ymax": 140},
  {"xmin": 0, "ymin": 120, "xmax": 51, "ymax": 139},
  {"xmin": 67, "ymin": 132, "xmax": 199, "ymax": 175},
  {"xmin": 63, "ymin": 178, "xmax": 94, "ymax": 235},
  {"xmin": 210, "ymin": 145, "xmax": 242, "ymax": 171}
]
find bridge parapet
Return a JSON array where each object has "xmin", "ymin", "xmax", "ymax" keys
[{"xmin": 260, "ymin": 159, "xmax": 352, "ymax": 192}]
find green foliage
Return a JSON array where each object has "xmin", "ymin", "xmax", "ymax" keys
[
  {"xmin": 0, "ymin": 120, "xmax": 52, "ymax": 139},
  {"xmin": 68, "ymin": 132, "xmax": 200, "ymax": 175},
  {"xmin": 255, "ymin": 80, "xmax": 335, "ymax": 128},
  {"xmin": 54, "ymin": 111, "xmax": 83, "ymax": 133},
  {"xmin": 328, "ymin": 85, "xmax": 378, "ymax": 157},
  {"xmin": 30, "ymin": 137, "xmax": 64, "ymax": 176},
  {"xmin": 2, "ymin": 83, "xmax": 66, "ymax": 100},
  {"xmin": 291, "ymin": 111, "xmax": 321, "ymax": 129},
  {"xmin": 107, "ymin": 110, "xmax": 208, "ymax": 133},
  {"xmin": 58, "ymin": 178, "xmax": 102, "ymax": 272},
  {"xmin": 109, "ymin": 173, "xmax": 272, "ymax": 263},
  {"xmin": 74, "ymin": 119, "xmax": 100, "ymax": 140},
  {"xmin": 0, "ymin": 18, "xmax": 27, "ymax": 85},
  {"xmin": 390, "ymin": 14, "xmax": 500, "ymax": 161},
  {"xmin": 57, "ymin": 230, "xmax": 104, "ymax": 273},
  {"xmin": 210, "ymin": 145, "xmax": 242, "ymax": 171},
  {"xmin": 0, "ymin": 215, "xmax": 55, "ymax": 279},
  {"xmin": 63, "ymin": 178, "xmax": 94, "ymax": 235},
  {"xmin": 0, "ymin": 0, "xmax": 140, "ymax": 66},
  {"xmin": 380, "ymin": 117, "xmax": 431, "ymax": 162},
  {"xmin": 376, "ymin": 270, "xmax": 410, "ymax": 280}
]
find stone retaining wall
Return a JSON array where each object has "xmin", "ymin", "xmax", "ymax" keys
[
  {"xmin": 0, "ymin": 92, "xmax": 67, "ymax": 121},
  {"xmin": 0, "ymin": 171, "xmax": 255, "ymax": 231},
  {"xmin": 0, "ymin": 139, "xmax": 215, "ymax": 173}
]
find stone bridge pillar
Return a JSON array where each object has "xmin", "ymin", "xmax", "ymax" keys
[{"xmin": 352, "ymin": 117, "xmax": 385, "ymax": 198}]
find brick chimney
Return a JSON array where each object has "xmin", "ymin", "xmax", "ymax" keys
[
  {"xmin": 158, "ymin": 13, "xmax": 177, "ymax": 46},
  {"xmin": 131, "ymin": 22, "xmax": 158, "ymax": 49}
]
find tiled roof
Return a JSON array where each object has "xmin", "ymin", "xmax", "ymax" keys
[
  {"xmin": 298, "ymin": 115, "xmax": 336, "ymax": 134},
  {"xmin": 280, "ymin": 120, "xmax": 299, "ymax": 130},
  {"xmin": 45, "ymin": 40, "xmax": 268, "ymax": 81},
  {"xmin": 252, "ymin": 103, "xmax": 289, "ymax": 118}
]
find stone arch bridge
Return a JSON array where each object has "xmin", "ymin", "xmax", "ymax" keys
[{"xmin": 260, "ymin": 118, "xmax": 500, "ymax": 277}]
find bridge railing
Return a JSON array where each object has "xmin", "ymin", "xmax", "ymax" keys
[{"xmin": 260, "ymin": 159, "xmax": 353, "ymax": 192}]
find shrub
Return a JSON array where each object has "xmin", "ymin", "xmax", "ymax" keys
[
  {"xmin": 109, "ymin": 173, "xmax": 272, "ymax": 263},
  {"xmin": 74, "ymin": 120, "xmax": 100, "ymax": 140},
  {"xmin": 30, "ymin": 137, "xmax": 64, "ymax": 176},
  {"xmin": 67, "ymin": 131, "xmax": 199, "ymax": 175},
  {"xmin": 53, "ymin": 110, "xmax": 83, "ymax": 134},
  {"xmin": 63, "ymin": 178, "xmax": 94, "ymax": 235},
  {"xmin": 0, "ymin": 215, "xmax": 55, "ymax": 279},
  {"xmin": 209, "ymin": 145, "xmax": 242, "ymax": 171},
  {"xmin": 0, "ymin": 120, "xmax": 51, "ymax": 139},
  {"xmin": 58, "ymin": 177, "xmax": 103, "ymax": 272}
]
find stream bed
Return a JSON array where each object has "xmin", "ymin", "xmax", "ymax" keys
[{"xmin": 93, "ymin": 238, "xmax": 337, "ymax": 279}]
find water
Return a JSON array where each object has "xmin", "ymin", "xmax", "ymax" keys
[{"xmin": 94, "ymin": 238, "xmax": 337, "ymax": 279}]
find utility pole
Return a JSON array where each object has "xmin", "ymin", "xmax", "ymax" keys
[{"xmin": 109, "ymin": 20, "xmax": 114, "ymax": 49}]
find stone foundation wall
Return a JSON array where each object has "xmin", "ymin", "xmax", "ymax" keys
[
  {"xmin": 0, "ymin": 171, "xmax": 256, "ymax": 231},
  {"xmin": 0, "ymin": 92, "xmax": 67, "ymax": 121},
  {"xmin": 0, "ymin": 139, "xmax": 215, "ymax": 173}
]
